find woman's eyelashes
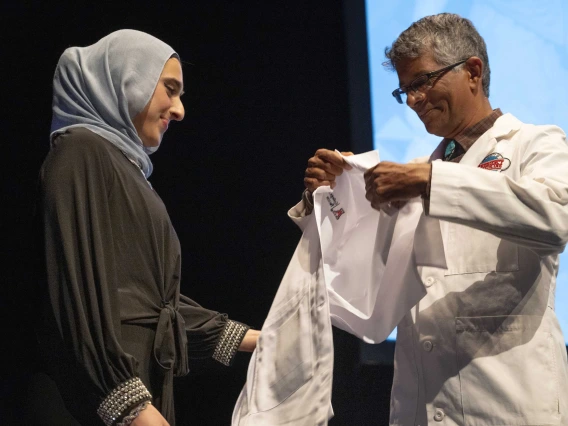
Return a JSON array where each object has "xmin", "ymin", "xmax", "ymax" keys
[{"xmin": 165, "ymin": 84, "xmax": 175, "ymax": 96}]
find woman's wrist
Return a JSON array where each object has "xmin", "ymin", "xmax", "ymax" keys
[
  {"xmin": 97, "ymin": 377, "xmax": 152, "ymax": 426},
  {"xmin": 212, "ymin": 320, "xmax": 250, "ymax": 366},
  {"xmin": 117, "ymin": 401, "xmax": 152, "ymax": 426},
  {"xmin": 238, "ymin": 329, "xmax": 260, "ymax": 352}
]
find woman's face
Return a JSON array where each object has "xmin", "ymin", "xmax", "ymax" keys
[{"xmin": 133, "ymin": 57, "xmax": 185, "ymax": 148}]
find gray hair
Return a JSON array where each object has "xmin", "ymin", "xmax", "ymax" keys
[{"xmin": 383, "ymin": 13, "xmax": 491, "ymax": 97}]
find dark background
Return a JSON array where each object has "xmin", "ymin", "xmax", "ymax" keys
[{"xmin": 2, "ymin": 1, "xmax": 394, "ymax": 425}]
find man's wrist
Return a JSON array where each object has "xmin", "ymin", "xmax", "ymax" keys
[
  {"xmin": 421, "ymin": 164, "xmax": 432, "ymax": 199},
  {"xmin": 420, "ymin": 163, "xmax": 432, "ymax": 216}
]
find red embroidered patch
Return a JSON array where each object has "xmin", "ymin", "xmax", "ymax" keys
[
  {"xmin": 479, "ymin": 159, "xmax": 504, "ymax": 170},
  {"xmin": 478, "ymin": 153, "xmax": 511, "ymax": 172}
]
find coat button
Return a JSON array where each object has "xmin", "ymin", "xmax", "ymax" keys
[
  {"xmin": 422, "ymin": 340, "xmax": 433, "ymax": 352},
  {"xmin": 424, "ymin": 276, "xmax": 435, "ymax": 287},
  {"xmin": 434, "ymin": 409, "xmax": 445, "ymax": 422}
]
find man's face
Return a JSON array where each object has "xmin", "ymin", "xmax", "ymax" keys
[{"xmin": 395, "ymin": 53, "xmax": 473, "ymax": 139}]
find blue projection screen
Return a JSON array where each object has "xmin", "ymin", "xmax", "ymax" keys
[{"xmin": 365, "ymin": 0, "xmax": 568, "ymax": 343}]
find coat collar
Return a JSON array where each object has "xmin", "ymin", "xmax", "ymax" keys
[
  {"xmin": 459, "ymin": 113, "xmax": 522, "ymax": 167},
  {"xmin": 487, "ymin": 113, "xmax": 523, "ymax": 139}
]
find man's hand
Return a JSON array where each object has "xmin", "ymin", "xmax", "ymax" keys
[
  {"xmin": 364, "ymin": 161, "xmax": 431, "ymax": 211},
  {"xmin": 304, "ymin": 149, "xmax": 353, "ymax": 193}
]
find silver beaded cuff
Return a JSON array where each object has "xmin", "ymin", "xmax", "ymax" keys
[
  {"xmin": 97, "ymin": 377, "xmax": 152, "ymax": 426},
  {"xmin": 212, "ymin": 320, "xmax": 250, "ymax": 366}
]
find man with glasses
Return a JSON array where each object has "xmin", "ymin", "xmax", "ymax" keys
[{"xmin": 294, "ymin": 13, "xmax": 568, "ymax": 425}]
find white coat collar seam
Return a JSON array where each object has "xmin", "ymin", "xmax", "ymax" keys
[{"xmin": 486, "ymin": 113, "xmax": 522, "ymax": 140}]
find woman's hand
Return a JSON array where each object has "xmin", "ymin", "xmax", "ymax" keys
[{"xmin": 130, "ymin": 403, "xmax": 170, "ymax": 426}]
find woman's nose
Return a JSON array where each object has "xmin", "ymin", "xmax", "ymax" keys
[{"xmin": 170, "ymin": 98, "xmax": 185, "ymax": 121}]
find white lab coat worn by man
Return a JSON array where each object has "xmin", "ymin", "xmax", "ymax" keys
[
  {"xmin": 235, "ymin": 113, "xmax": 568, "ymax": 425},
  {"xmin": 298, "ymin": 113, "xmax": 567, "ymax": 425},
  {"xmin": 374, "ymin": 113, "xmax": 568, "ymax": 425}
]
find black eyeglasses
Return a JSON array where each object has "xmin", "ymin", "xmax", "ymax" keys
[{"xmin": 392, "ymin": 59, "xmax": 468, "ymax": 104}]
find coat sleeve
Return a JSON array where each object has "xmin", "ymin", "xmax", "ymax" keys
[
  {"xmin": 178, "ymin": 294, "xmax": 249, "ymax": 366},
  {"xmin": 40, "ymin": 133, "xmax": 150, "ymax": 421},
  {"xmin": 288, "ymin": 190, "xmax": 315, "ymax": 231},
  {"xmin": 429, "ymin": 126, "xmax": 568, "ymax": 256}
]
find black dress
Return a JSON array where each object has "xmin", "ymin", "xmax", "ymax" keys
[{"xmin": 34, "ymin": 127, "xmax": 248, "ymax": 425}]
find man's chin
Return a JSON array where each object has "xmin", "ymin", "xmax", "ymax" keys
[
  {"xmin": 422, "ymin": 121, "xmax": 441, "ymax": 137},
  {"xmin": 420, "ymin": 110, "xmax": 448, "ymax": 137}
]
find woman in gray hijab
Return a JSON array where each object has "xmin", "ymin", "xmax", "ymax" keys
[{"xmin": 35, "ymin": 29, "xmax": 259, "ymax": 426}]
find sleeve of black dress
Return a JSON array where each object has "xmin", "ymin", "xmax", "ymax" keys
[
  {"xmin": 178, "ymin": 294, "xmax": 249, "ymax": 366},
  {"xmin": 40, "ymin": 133, "xmax": 151, "ymax": 424}
]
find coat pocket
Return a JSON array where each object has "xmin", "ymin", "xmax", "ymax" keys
[
  {"xmin": 444, "ymin": 223, "xmax": 519, "ymax": 276},
  {"xmin": 250, "ymin": 285, "xmax": 314, "ymax": 412},
  {"xmin": 455, "ymin": 315, "xmax": 560, "ymax": 425}
]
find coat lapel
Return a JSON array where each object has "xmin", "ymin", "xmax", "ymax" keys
[{"xmin": 460, "ymin": 113, "xmax": 522, "ymax": 167}]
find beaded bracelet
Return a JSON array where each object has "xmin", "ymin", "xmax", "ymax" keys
[
  {"xmin": 97, "ymin": 377, "xmax": 152, "ymax": 426},
  {"xmin": 212, "ymin": 320, "xmax": 250, "ymax": 366}
]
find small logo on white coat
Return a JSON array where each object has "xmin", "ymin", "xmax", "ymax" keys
[
  {"xmin": 332, "ymin": 208, "xmax": 345, "ymax": 220},
  {"xmin": 326, "ymin": 193, "xmax": 345, "ymax": 220},
  {"xmin": 478, "ymin": 152, "xmax": 511, "ymax": 172},
  {"xmin": 326, "ymin": 193, "xmax": 340, "ymax": 208}
]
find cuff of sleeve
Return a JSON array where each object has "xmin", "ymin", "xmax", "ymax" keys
[
  {"xmin": 212, "ymin": 320, "xmax": 250, "ymax": 366},
  {"xmin": 427, "ymin": 161, "xmax": 463, "ymax": 219},
  {"xmin": 421, "ymin": 163, "xmax": 432, "ymax": 216},
  {"xmin": 302, "ymin": 189, "xmax": 314, "ymax": 216},
  {"xmin": 97, "ymin": 377, "xmax": 152, "ymax": 426}
]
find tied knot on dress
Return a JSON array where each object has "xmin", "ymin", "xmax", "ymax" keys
[
  {"xmin": 161, "ymin": 300, "xmax": 177, "ymax": 320},
  {"xmin": 153, "ymin": 300, "xmax": 189, "ymax": 376}
]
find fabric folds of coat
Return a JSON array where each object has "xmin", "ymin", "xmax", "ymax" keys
[{"xmin": 232, "ymin": 151, "xmax": 428, "ymax": 425}]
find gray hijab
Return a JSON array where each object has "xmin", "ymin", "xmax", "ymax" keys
[{"xmin": 50, "ymin": 29, "xmax": 178, "ymax": 178}]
